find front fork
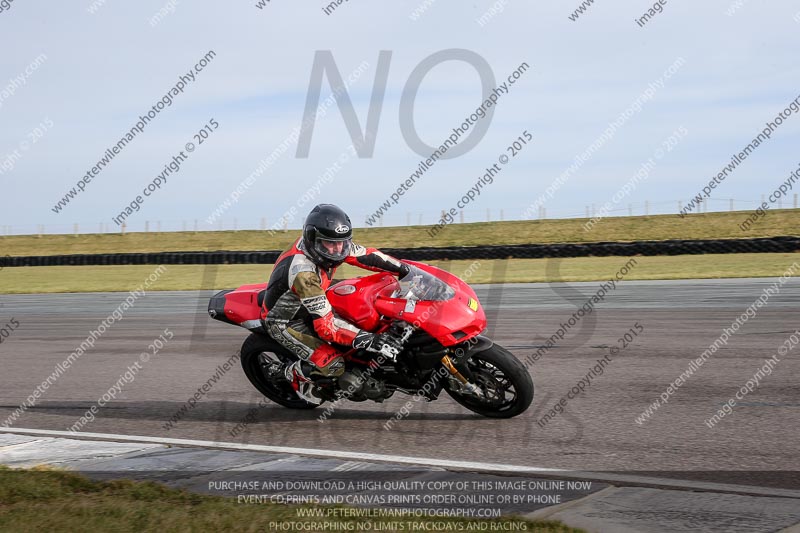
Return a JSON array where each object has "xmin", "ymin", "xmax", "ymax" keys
[
  {"xmin": 441, "ymin": 355, "xmax": 484, "ymax": 398},
  {"xmin": 440, "ymin": 336, "xmax": 493, "ymax": 398}
]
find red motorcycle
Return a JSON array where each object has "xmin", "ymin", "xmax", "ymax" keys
[{"xmin": 208, "ymin": 261, "xmax": 533, "ymax": 418}]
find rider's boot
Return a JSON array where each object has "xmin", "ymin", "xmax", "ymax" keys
[
  {"xmin": 285, "ymin": 344, "xmax": 345, "ymax": 405},
  {"xmin": 284, "ymin": 360, "xmax": 324, "ymax": 405}
]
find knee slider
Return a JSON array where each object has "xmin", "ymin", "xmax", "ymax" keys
[{"xmin": 310, "ymin": 344, "xmax": 345, "ymax": 377}]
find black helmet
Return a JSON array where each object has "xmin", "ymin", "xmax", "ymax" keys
[{"xmin": 302, "ymin": 204, "xmax": 353, "ymax": 268}]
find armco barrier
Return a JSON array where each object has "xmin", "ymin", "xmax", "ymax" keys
[{"xmin": 0, "ymin": 237, "xmax": 797, "ymax": 268}]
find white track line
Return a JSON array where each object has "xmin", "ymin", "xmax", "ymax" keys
[{"xmin": 2, "ymin": 427, "xmax": 799, "ymax": 499}]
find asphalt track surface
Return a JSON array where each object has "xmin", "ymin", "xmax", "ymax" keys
[{"xmin": 2, "ymin": 276, "xmax": 799, "ymax": 489}]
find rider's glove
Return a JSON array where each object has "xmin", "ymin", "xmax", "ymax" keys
[
  {"xmin": 353, "ymin": 330, "xmax": 402, "ymax": 360},
  {"xmin": 398, "ymin": 262, "xmax": 411, "ymax": 278}
]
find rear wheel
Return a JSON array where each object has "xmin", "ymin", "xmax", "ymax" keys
[
  {"xmin": 240, "ymin": 333, "xmax": 320, "ymax": 410},
  {"xmin": 445, "ymin": 344, "xmax": 533, "ymax": 418}
]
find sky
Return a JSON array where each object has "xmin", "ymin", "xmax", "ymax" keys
[{"xmin": 1, "ymin": 0, "xmax": 799, "ymax": 235}]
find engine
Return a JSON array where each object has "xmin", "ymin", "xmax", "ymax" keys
[{"xmin": 338, "ymin": 369, "xmax": 391, "ymax": 402}]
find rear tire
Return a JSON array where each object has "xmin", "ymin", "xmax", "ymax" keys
[
  {"xmin": 445, "ymin": 343, "xmax": 533, "ymax": 418},
  {"xmin": 240, "ymin": 333, "xmax": 320, "ymax": 410}
]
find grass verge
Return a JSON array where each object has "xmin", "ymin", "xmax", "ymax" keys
[
  {"xmin": 1, "ymin": 210, "xmax": 798, "ymax": 257},
  {"xmin": 0, "ymin": 466, "xmax": 580, "ymax": 533},
  {"xmin": 0, "ymin": 254, "xmax": 797, "ymax": 294}
]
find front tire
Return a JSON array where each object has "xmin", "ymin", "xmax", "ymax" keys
[
  {"xmin": 445, "ymin": 343, "xmax": 533, "ymax": 418},
  {"xmin": 240, "ymin": 333, "xmax": 320, "ymax": 410}
]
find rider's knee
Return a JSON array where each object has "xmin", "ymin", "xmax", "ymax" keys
[{"xmin": 310, "ymin": 344, "xmax": 345, "ymax": 377}]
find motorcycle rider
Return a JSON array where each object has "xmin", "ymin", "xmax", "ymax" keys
[{"xmin": 261, "ymin": 204, "xmax": 410, "ymax": 404}]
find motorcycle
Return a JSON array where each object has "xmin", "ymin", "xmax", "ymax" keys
[{"xmin": 208, "ymin": 261, "xmax": 533, "ymax": 418}]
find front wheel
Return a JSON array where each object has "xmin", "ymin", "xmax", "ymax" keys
[
  {"xmin": 240, "ymin": 333, "xmax": 321, "ymax": 410},
  {"xmin": 445, "ymin": 344, "xmax": 533, "ymax": 418}
]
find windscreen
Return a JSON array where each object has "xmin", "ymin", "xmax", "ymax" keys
[{"xmin": 392, "ymin": 264, "xmax": 455, "ymax": 302}]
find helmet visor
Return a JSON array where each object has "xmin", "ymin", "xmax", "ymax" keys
[{"xmin": 314, "ymin": 236, "xmax": 351, "ymax": 263}]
